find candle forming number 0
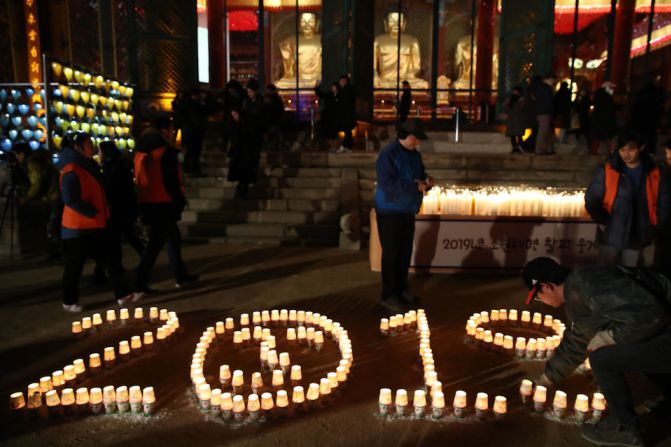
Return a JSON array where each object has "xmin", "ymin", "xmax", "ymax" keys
[
  {"xmin": 190, "ymin": 310, "xmax": 352, "ymax": 425},
  {"xmin": 9, "ymin": 306, "xmax": 180, "ymax": 420}
]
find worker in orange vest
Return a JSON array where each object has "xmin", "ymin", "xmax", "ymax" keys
[
  {"xmin": 134, "ymin": 116, "xmax": 198, "ymax": 295},
  {"xmin": 58, "ymin": 131, "xmax": 136, "ymax": 312},
  {"xmin": 585, "ymin": 131, "xmax": 670, "ymax": 267}
]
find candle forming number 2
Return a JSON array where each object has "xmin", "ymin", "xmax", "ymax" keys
[{"xmin": 9, "ymin": 306, "xmax": 180, "ymax": 419}]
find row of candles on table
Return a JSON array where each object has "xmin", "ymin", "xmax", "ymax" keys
[
  {"xmin": 9, "ymin": 307, "xmax": 180, "ymax": 418},
  {"xmin": 465, "ymin": 310, "xmax": 565, "ymax": 360},
  {"xmin": 520, "ymin": 379, "xmax": 607, "ymax": 422},
  {"xmin": 71, "ymin": 306, "xmax": 173, "ymax": 335},
  {"xmin": 419, "ymin": 186, "xmax": 588, "ymax": 218},
  {"xmin": 189, "ymin": 310, "xmax": 352, "ymax": 422}
]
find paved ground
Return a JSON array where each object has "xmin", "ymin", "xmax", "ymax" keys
[{"xmin": 0, "ymin": 244, "xmax": 669, "ymax": 447}]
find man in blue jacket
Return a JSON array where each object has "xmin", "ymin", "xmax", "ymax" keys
[
  {"xmin": 585, "ymin": 132, "xmax": 670, "ymax": 266},
  {"xmin": 374, "ymin": 119, "xmax": 433, "ymax": 312}
]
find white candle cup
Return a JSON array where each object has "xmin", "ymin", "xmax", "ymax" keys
[
  {"xmin": 198, "ymin": 383, "xmax": 211, "ymax": 411},
  {"xmin": 103, "ymin": 386, "xmax": 116, "ymax": 413},
  {"xmin": 218, "ymin": 364, "xmax": 231, "ymax": 389},
  {"xmin": 130, "ymin": 335, "xmax": 142, "ymax": 354},
  {"xmin": 275, "ymin": 390, "xmax": 289, "ymax": 416},
  {"xmin": 251, "ymin": 372, "xmax": 264, "ymax": 394},
  {"xmin": 118, "ymin": 340, "xmax": 131, "ymax": 361},
  {"xmin": 72, "ymin": 321, "xmax": 83, "ymax": 337},
  {"xmin": 380, "ymin": 318, "xmax": 390, "ymax": 336},
  {"xmin": 395, "ymin": 389, "xmax": 409, "ymax": 417},
  {"xmin": 232, "ymin": 395, "xmax": 246, "ymax": 422},
  {"xmin": 241, "ymin": 327, "xmax": 251, "ymax": 345},
  {"xmin": 279, "ymin": 309, "xmax": 288, "ymax": 326},
  {"xmin": 413, "ymin": 390, "xmax": 427, "ymax": 418},
  {"xmin": 45, "ymin": 390, "xmax": 62, "ymax": 417},
  {"xmin": 134, "ymin": 307, "xmax": 144, "ymax": 320},
  {"xmin": 475, "ymin": 392, "xmax": 489, "ymax": 418},
  {"xmin": 116, "ymin": 386, "xmax": 130, "ymax": 413},
  {"xmin": 142, "ymin": 387, "xmax": 156, "ymax": 416},
  {"xmin": 82, "ymin": 317, "xmax": 92, "ymax": 332},
  {"xmin": 279, "ymin": 352, "xmax": 291, "ymax": 375},
  {"xmin": 91, "ymin": 313, "xmax": 103, "ymax": 331},
  {"xmin": 553, "ymin": 390, "xmax": 568, "ymax": 418},
  {"xmin": 532, "ymin": 312, "xmax": 543, "ymax": 328},
  {"xmin": 261, "ymin": 392, "xmax": 274, "ymax": 418},
  {"xmin": 89, "ymin": 387, "xmax": 104, "ymax": 414},
  {"xmin": 319, "ymin": 378, "xmax": 332, "ymax": 404},
  {"xmin": 159, "ymin": 309, "xmax": 168, "ymax": 321},
  {"xmin": 261, "ymin": 311, "xmax": 270, "ymax": 326},
  {"xmin": 119, "ymin": 308, "xmax": 129, "ymax": 325},
  {"xmin": 220, "ymin": 393, "xmax": 233, "ymax": 420},
  {"xmin": 149, "ymin": 307, "xmax": 159, "ymax": 322},
  {"xmin": 297, "ymin": 327, "xmax": 307, "ymax": 345},
  {"xmin": 129, "ymin": 386, "xmax": 143, "ymax": 413},
  {"xmin": 591, "ymin": 392, "xmax": 606, "ymax": 421},
  {"xmin": 453, "ymin": 390, "xmax": 467, "ymax": 418},
  {"xmin": 306, "ymin": 383, "xmax": 320, "ymax": 409},
  {"xmin": 232, "ymin": 370, "xmax": 245, "ymax": 395},
  {"xmin": 75, "ymin": 387, "xmax": 90, "ymax": 414},
  {"xmin": 289, "ymin": 310, "xmax": 297, "ymax": 324},
  {"xmin": 574, "ymin": 394, "xmax": 590, "ymax": 423},
  {"xmin": 378, "ymin": 388, "xmax": 392, "ymax": 416},
  {"xmin": 105, "ymin": 309, "xmax": 117, "ymax": 327},
  {"xmin": 536, "ymin": 338, "xmax": 547, "ymax": 360},
  {"xmin": 493, "ymin": 396, "xmax": 507, "ymax": 419},
  {"xmin": 292, "ymin": 386, "xmax": 306, "ymax": 413},
  {"xmin": 519, "ymin": 379, "xmax": 534, "ymax": 405},
  {"xmin": 63, "ymin": 365, "xmax": 77, "ymax": 385},
  {"xmin": 232, "ymin": 331, "xmax": 243, "ymax": 349},
  {"xmin": 525, "ymin": 338, "xmax": 537, "ymax": 360},
  {"xmin": 314, "ymin": 331, "xmax": 324, "ymax": 352},
  {"xmin": 521, "ymin": 311, "xmax": 531, "ymax": 327},
  {"xmin": 259, "ymin": 346, "xmax": 269, "ymax": 370},
  {"xmin": 39, "ymin": 376, "xmax": 53, "ymax": 394},
  {"xmin": 431, "ymin": 391, "xmax": 445, "ymax": 419},
  {"xmin": 240, "ymin": 313, "xmax": 250, "ymax": 327},
  {"xmin": 266, "ymin": 335, "xmax": 276, "ymax": 350},
  {"xmin": 267, "ymin": 350, "xmax": 279, "ymax": 370},
  {"xmin": 290, "ymin": 365, "xmax": 302, "ymax": 386},
  {"xmin": 247, "ymin": 394, "xmax": 261, "ymax": 421},
  {"xmin": 509, "ymin": 309, "xmax": 519, "ymax": 326},
  {"xmin": 336, "ymin": 366, "xmax": 348, "ymax": 389},
  {"xmin": 533, "ymin": 386, "xmax": 547, "ymax": 413},
  {"xmin": 61, "ymin": 388, "xmax": 75, "ymax": 416},
  {"xmin": 143, "ymin": 331, "xmax": 154, "ymax": 350},
  {"xmin": 286, "ymin": 327, "xmax": 297, "ymax": 343}
]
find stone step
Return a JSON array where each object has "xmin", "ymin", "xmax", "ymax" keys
[
  {"xmin": 186, "ymin": 176, "xmax": 341, "ymax": 189},
  {"xmin": 181, "ymin": 209, "xmax": 339, "ymax": 225},
  {"xmin": 186, "ymin": 186, "xmax": 340, "ymax": 200},
  {"xmin": 206, "ymin": 235, "xmax": 339, "ymax": 247},
  {"xmin": 180, "ymin": 222, "xmax": 339, "ymax": 239},
  {"xmin": 186, "ymin": 198, "xmax": 340, "ymax": 212}
]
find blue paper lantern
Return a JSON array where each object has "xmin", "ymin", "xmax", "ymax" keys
[
  {"xmin": 0, "ymin": 138, "xmax": 11, "ymax": 151},
  {"xmin": 9, "ymin": 129, "xmax": 18, "ymax": 140},
  {"xmin": 29, "ymin": 140, "xmax": 40, "ymax": 150},
  {"xmin": 33, "ymin": 103, "xmax": 42, "ymax": 112},
  {"xmin": 52, "ymin": 88, "xmax": 61, "ymax": 97},
  {"xmin": 25, "ymin": 88, "xmax": 34, "ymax": 98},
  {"xmin": 40, "ymin": 90, "xmax": 46, "ymax": 100},
  {"xmin": 54, "ymin": 117, "xmax": 63, "ymax": 128},
  {"xmin": 39, "ymin": 116, "xmax": 47, "ymax": 126},
  {"xmin": 21, "ymin": 129, "xmax": 33, "ymax": 140},
  {"xmin": 27, "ymin": 116, "xmax": 38, "ymax": 128},
  {"xmin": 0, "ymin": 89, "xmax": 7, "ymax": 101},
  {"xmin": 6, "ymin": 103, "xmax": 15, "ymax": 114},
  {"xmin": 0, "ymin": 115, "xmax": 8, "ymax": 127},
  {"xmin": 18, "ymin": 104, "xmax": 30, "ymax": 116},
  {"xmin": 11, "ymin": 116, "xmax": 21, "ymax": 127},
  {"xmin": 34, "ymin": 129, "xmax": 44, "ymax": 140},
  {"xmin": 11, "ymin": 89, "xmax": 20, "ymax": 100}
]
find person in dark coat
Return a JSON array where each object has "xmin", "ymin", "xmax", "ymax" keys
[
  {"xmin": 554, "ymin": 81, "xmax": 572, "ymax": 144},
  {"xmin": 522, "ymin": 256, "xmax": 671, "ymax": 447},
  {"xmin": 99, "ymin": 141, "xmax": 144, "ymax": 259},
  {"xmin": 398, "ymin": 80, "xmax": 412, "ymax": 123},
  {"xmin": 182, "ymin": 87, "xmax": 206, "ymax": 175},
  {"xmin": 227, "ymin": 106, "xmax": 257, "ymax": 198},
  {"xmin": 134, "ymin": 116, "xmax": 198, "ymax": 294},
  {"xmin": 573, "ymin": 89, "xmax": 591, "ymax": 149},
  {"xmin": 336, "ymin": 74, "xmax": 356, "ymax": 153},
  {"xmin": 631, "ymin": 80, "xmax": 665, "ymax": 154},
  {"xmin": 529, "ymin": 73, "xmax": 555, "ymax": 154},
  {"xmin": 314, "ymin": 82, "xmax": 339, "ymax": 143},
  {"xmin": 590, "ymin": 82, "xmax": 618, "ymax": 155},
  {"xmin": 585, "ymin": 131, "xmax": 670, "ymax": 267},
  {"xmin": 263, "ymin": 84, "xmax": 285, "ymax": 151},
  {"xmin": 505, "ymin": 86, "xmax": 527, "ymax": 153}
]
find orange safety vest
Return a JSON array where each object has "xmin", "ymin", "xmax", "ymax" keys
[
  {"xmin": 134, "ymin": 147, "xmax": 184, "ymax": 204},
  {"xmin": 603, "ymin": 162, "xmax": 660, "ymax": 225},
  {"xmin": 60, "ymin": 163, "xmax": 110, "ymax": 230}
]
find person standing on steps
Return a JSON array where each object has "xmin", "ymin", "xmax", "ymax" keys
[
  {"xmin": 336, "ymin": 74, "xmax": 356, "ymax": 153},
  {"xmin": 374, "ymin": 119, "xmax": 433, "ymax": 312},
  {"xmin": 227, "ymin": 105, "xmax": 257, "ymax": 199},
  {"xmin": 134, "ymin": 116, "xmax": 199, "ymax": 295},
  {"xmin": 58, "ymin": 131, "xmax": 136, "ymax": 312},
  {"xmin": 398, "ymin": 80, "xmax": 412, "ymax": 123},
  {"xmin": 505, "ymin": 86, "xmax": 527, "ymax": 154}
]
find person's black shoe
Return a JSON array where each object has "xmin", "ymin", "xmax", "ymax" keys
[
  {"xmin": 380, "ymin": 295, "xmax": 408, "ymax": 313},
  {"xmin": 580, "ymin": 418, "xmax": 643, "ymax": 447},
  {"xmin": 401, "ymin": 291, "xmax": 419, "ymax": 305},
  {"xmin": 175, "ymin": 274, "xmax": 200, "ymax": 289}
]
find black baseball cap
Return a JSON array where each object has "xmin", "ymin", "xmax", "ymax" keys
[
  {"xmin": 522, "ymin": 257, "xmax": 569, "ymax": 304},
  {"xmin": 399, "ymin": 119, "xmax": 428, "ymax": 140}
]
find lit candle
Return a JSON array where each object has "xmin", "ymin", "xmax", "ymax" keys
[
  {"xmin": 287, "ymin": 328, "xmax": 297, "ymax": 343},
  {"xmin": 260, "ymin": 346, "xmax": 269, "ymax": 368},
  {"xmin": 480, "ymin": 311, "xmax": 490, "ymax": 324},
  {"xmin": 509, "ymin": 309, "xmax": 518, "ymax": 325},
  {"xmin": 491, "ymin": 310, "xmax": 500, "ymax": 324},
  {"xmin": 159, "ymin": 309, "xmax": 168, "ymax": 321},
  {"xmin": 297, "ymin": 326, "xmax": 307, "ymax": 344},
  {"xmin": 503, "ymin": 335, "xmax": 514, "ymax": 351},
  {"xmin": 251, "ymin": 372, "xmax": 264, "ymax": 394},
  {"xmin": 521, "ymin": 311, "xmax": 531, "ymax": 327},
  {"xmin": 532, "ymin": 312, "xmax": 542, "ymax": 327},
  {"xmin": 453, "ymin": 390, "xmax": 467, "ymax": 418},
  {"xmin": 306, "ymin": 327, "xmax": 315, "ymax": 346},
  {"xmin": 261, "ymin": 392, "xmax": 274, "ymax": 416},
  {"xmin": 247, "ymin": 394, "xmax": 260, "ymax": 421},
  {"xmin": 45, "ymin": 390, "xmax": 61, "ymax": 416},
  {"xmin": 378, "ymin": 388, "xmax": 392, "ymax": 416},
  {"xmin": 536, "ymin": 338, "xmax": 547, "ymax": 359},
  {"xmin": 279, "ymin": 352, "xmax": 291, "ymax": 374},
  {"xmin": 92, "ymin": 313, "xmax": 103, "ymax": 329},
  {"xmin": 221, "ymin": 393, "xmax": 233, "ymax": 420},
  {"xmin": 232, "ymin": 370, "xmax": 244, "ymax": 395},
  {"xmin": 380, "ymin": 318, "xmax": 389, "ymax": 335},
  {"xmin": 272, "ymin": 370, "xmax": 284, "ymax": 389},
  {"xmin": 290, "ymin": 365, "xmax": 302, "ymax": 385},
  {"xmin": 515, "ymin": 337, "xmax": 527, "ymax": 357},
  {"xmin": 76, "ymin": 387, "xmax": 90, "ymax": 413},
  {"xmin": 289, "ymin": 310, "xmax": 297, "ymax": 324},
  {"xmin": 130, "ymin": 336, "xmax": 142, "ymax": 352},
  {"xmin": 553, "ymin": 390, "xmax": 568, "ymax": 418},
  {"xmin": 266, "ymin": 335, "xmax": 276, "ymax": 350},
  {"xmin": 494, "ymin": 332, "xmax": 504, "ymax": 349},
  {"xmin": 88, "ymin": 387, "xmax": 103, "ymax": 414},
  {"xmin": 134, "ymin": 308, "xmax": 143, "ymax": 320},
  {"xmin": 525, "ymin": 338, "xmax": 537, "ymax": 360},
  {"xmin": 225, "ymin": 317, "xmax": 235, "ymax": 331},
  {"xmin": 519, "ymin": 379, "xmax": 534, "ymax": 404},
  {"xmin": 267, "ymin": 350, "xmax": 279, "ymax": 370},
  {"xmin": 306, "ymin": 383, "xmax": 320, "ymax": 408},
  {"xmin": 261, "ymin": 311, "xmax": 270, "ymax": 325},
  {"xmin": 52, "ymin": 370, "xmax": 65, "ymax": 389},
  {"xmin": 128, "ymin": 386, "xmax": 142, "ymax": 413},
  {"xmin": 413, "ymin": 390, "xmax": 427, "ymax": 418},
  {"xmin": 336, "ymin": 366, "xmax": 347, "ymax": 387},
  {"xmin": 103, "ymin": 385, "xmax": 116, "ymax": 413},
  {"xmin": 232, "ymin": 395, "xmax": 245, "ymax": 421},
  {"xmin": 314, "ymin": 331, "xmax": 324, "ymax": 351},
  {"xmin": 591, "ymin": 393, "xmax": 606, "ymax": 421},
  {"xmin": 533, "ymin": 385, "xmax": 547, "ymax": 412},
  {"xmin": 241, "ymin": 327, "xmax": 251, "ymax": 344},
  {"xmin": 252, "ymin": 312, "xmax": 262, "ymax": 325},
  {"xmin": 64, "ymin": 365, "xmax": 76, "ymax": 384},
  {"xmin": 275, "ymin": 390, "xmax": 289, "ymax": 414},
  {"xmin": 240, "ymin": 313, "xmax": 250, "ymax": 326},
  {"xmin": 119, "ymin": 308, "xmax": 129, "ymax": 324},
  {"xmin": 319, "ymin": 378, "xmax": 331, "ymax": 402},
  {"xmin": 493, "ymin": 395, "xmax": 507, "ymax": 418},
  {"xmin": 149, "ymin": 307, "xmax": 158, "ymax": 322},
  {"xmin": 292, "ymin": 386, "xmax": 305, "ymax": 409},
  {"xmin": 543, "ymin": 314, "xmax": 554, "ymax": 330},
  {"xmin": 72, "ymin": 321, "xmax": 83, "ymax": 336},
  {"xmin": 39, "ymin": 376, "xmax": 53, "ymax": 393},
  {"xmin": 499, "ymin": 309, "xmax": 508, "ymax": 323},
  {"xmin": 574, "ymin": 394, "xmax": 590, "ymax": 423},
  {"xmin": 279, "ymin": 309, "xmax": 288, "ymax": 326},
  {"xmin": 271, "ymin": 310, "xmax": 280, "ymax": 325},
  {"xmin": 297, "ymin": 310, "xmax": 306, "ymax": 325},
  {"xmin": 61, "ymin": 388, "xmax": 75, "ymax": 415},
  {"xmin": 475, "ymin": 392, "xmax": 489, "ymax": 417},
  {"xmin": 157, "ymin": 327, "xmax": 166, "ymax": 343}
]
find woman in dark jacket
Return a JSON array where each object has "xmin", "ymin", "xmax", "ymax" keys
[
  {"xmin": 505, "ymin": 86, "xmax": 527, "ymax": 153},
  {"xmin": 314, "ymin": 82, "xmax": 339, "ymax": 142},
  {"xmin": 227, "ymin": 106, "xmax": 257, "ymax": 198},
  {"xmin": 590, "ymin": 82, "xmax": 618, "ymax": 155}
]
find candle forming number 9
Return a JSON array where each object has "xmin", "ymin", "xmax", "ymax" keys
[
  {"xmin": 190, "ymin": 310, "xmax": 352, "ymax": 425},
  {"xmin": 9, "ymin": 307, "xmax": 180, "ymax": 420},
  {"xmin": 379, "ymin": 310, "xmax": 507, "ymax": 421}
]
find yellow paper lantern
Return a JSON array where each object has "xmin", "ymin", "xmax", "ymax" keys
[
  {"xmin": 114, "ymin": 99, "xmax": 121, "ymax": 110},
  {"xmin": 115, "ymin": 126, "xmax": 124, "ymax": 136},
  {"xmin": 116, "ymin": 139, "xmax": 127, "ymax": 150},
  {"xmin": 51, "ymin": 62, "xmax": 63, "ymax": 79},
  {"xmin": 99, "ymin": 96, "xmax": 107, "ymax": 107},
  {"xmin": 119, "ymin": 85, "xmax": 127, "ymax": 96},
  {"xmin": 111, "ymin": 80, "xmax": 120, "ymax": 90},
  {"xmin": 52, "ymin": 133, "xmax": 63, "ymax": 149},
  {"xmin": 80, "ymin": 91, "xmax": 90, "ymax": 103},
  {"xmin": 63, "ymin": 67, "xmax": 74, "ymax": 82},
  {"xmin": 94, "ymin": 76, "xmax": 104, "ymax": 89},
  {"xmin": 111, "ymin": 112, "xmax": 119, "ymax": 123},
  {"xmin": 126, "ymin": 87, "xmax": 133, "ymax": 98},
  {"xmin": 91, "ymin": 123, "xmax": 99, "ymax": 135},
  {"xmin": 90, "ymin": 93, "xmax": 99, "ymax": 106},
  {"xmin": 75, "ymin": 105, "xmax": 85, "ymax": 119},
  {"xmin": 59, "ymin": 85, "xmax": 69, "ymax": 98},
  {"xmin": 84, "ymin": 73, "xmax": 92, "ymax": 85},
  {"xmin": 107, "ymin": 126, "xmax": 115, "ymax": 136},
  {"xmin": 86, "ymin": 108, "xmax": 95, "ymax": 119},
  {"xmin": 70, "ymin": 121, "xmax": 80, "ymax": 131},
  {"xmin": 81, "ymin": 122, "xmax": 91, "ymax": 133},
  {"xmin": 70, "ymin": 89, "xmax": 80, "ymax": 103},
  {"xmin": 127, "ymin": 115, "xmax": 134, "ymax": 126},
  {"xmin": 122, "ymin": 100, "xmax": 130, "ymax": 111},
  {"xmin": 127, "ymin": 138, "xmax": 135, "ymax": 149},
  {"xmin": 65, "ymin": 104, "xmax": 75, "ymax": 117},
  {"xmin": 54, "ymin": 101, "xmax": 64, "ymax": 114},
  {"xmin": 74, "ymin": 70, "xmax": 84, "ymax": 84}
]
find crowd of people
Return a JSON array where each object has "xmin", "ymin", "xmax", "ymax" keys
[{"xmin": 505, "ymin": 74, "xmax": 666, "ymax": 156}]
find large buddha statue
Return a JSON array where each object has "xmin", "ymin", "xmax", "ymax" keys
[
  {"xmin": 275, "ymin": 12, "xmax": 322, "ymax": 89},
  {"xmin": 452, "ymin": 36, "xmax": 473, "ymax": 90},
  {"xmin": 373, "ymin": 11, "xmax": 428, "ymax": 89}
]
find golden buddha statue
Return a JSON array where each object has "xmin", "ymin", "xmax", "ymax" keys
[
  {"xmin": 373, "ymin": 11, "xmax": 428, "ymax": 89},
  {"xmin": 275, "ymin": 12, "xmax": 322, "ymax": 89},
  {"xmin": 452, "ymin": 36, "xmax": 473, "ymax": 90}
]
